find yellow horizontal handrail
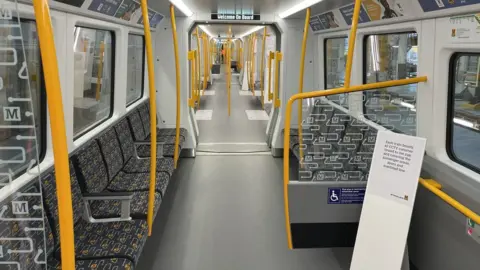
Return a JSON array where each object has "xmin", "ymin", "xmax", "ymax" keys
[
  {"xmin": 283, "ymin": 76, "xmax": 427, "ymax": 249},
  {"xmin": 419, "ymin": 178, "xmax": 480, "ymax": 225}
]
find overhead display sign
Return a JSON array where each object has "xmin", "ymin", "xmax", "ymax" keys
[
  {"xmin": 211, "ymin": 13, "xmax": 261, "ymax": 20},
  {"xmin": 317, "ymin": 11, "xmax": 340, "ymax": 29},
  {"xmin": 339, "ymin": 0, "xmax": 406, "ymax": 26},
  {"xmin": 309, "ymin": 15, "xmax": 325, "ymax": 31},
  {"xmin": 54, "ymin": 0, "xmax": 86, "ymax": 7},
  {"xmin": 53, "ymin": 0, "xmax": 164, "ymax": 29},
  {"xmin": 88, "ymin": 0, "xmax": 121, "ymax": 16},
  {"xmin": 418, "ymin": 0, "xmax": 480, "ymax": 12}
]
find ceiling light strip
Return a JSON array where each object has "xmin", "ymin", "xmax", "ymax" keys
[
  {"xmin": 169, "ymin": 0, "xmax": 193, "ymax": 17},
  {"xmin": 238, "ymin": 26, "xmax": 264, "ymax": 39},
  {"xmin": 279, "ymin": 0, "xmax": 324, "ymax": 19}
]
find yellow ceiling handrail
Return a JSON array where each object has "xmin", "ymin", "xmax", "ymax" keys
[
  {"xmin": 170, "ymin": 4, "xmax": 181, "ymax": 169},
  {"xmin": 419, "ymin": 178, "xmax": 480, "ymax": 224},
  {"xmin": 33, "ymin": 0, "xmax": 76, "ymax": 267},
  {"xmin": 283, "ymin": 77, "xmax": 427, "ymax": 249},
  {"xmin": 140, "ymin": 0, "xmax": 157, "ymax": 236}
]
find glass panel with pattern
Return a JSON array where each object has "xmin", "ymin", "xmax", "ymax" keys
[
  {"xmin": 325, "ymin": 37, "xmax": 348, "ymax": 108},
  {"xmin": 0, "ymin": 19, "xmax": 45, "ymax": 181},
  {"xmin": 73, "ymin": 27, "xmax": 114, "ymax": 137},
  {"xmin": 449, "ymin": 53, "xmax": 480, "ymax": 172},
  {"xmin": 364, "ymin": 32, "xmax": 418, "ymax": 135},
  {"xmin": 126, "ymin": 34, "xmax": 144, "ymax": 106}
]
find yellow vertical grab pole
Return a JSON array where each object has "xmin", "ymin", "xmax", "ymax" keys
[
  {"xmin": 344, "ymin": 0, "xmax": 362, "ymax": 88},
  {"xmin": 246, "ymin": 36, "xmax": 250, "ymax": 88},
  {"xmin": 298, "ymin": 8, "xmax": 310, "ymax": 166},
  {"xmin": 170, "ymin": 4, "xmax": 181, "ymax": 168},
  {"xmin": 95, "ymin": 41, "xmax": 105, "ymax": 101},
  {"xmin": 274, "ymin": 51, "xmax": 282, "ymax": 108},
  {"xmin": 268, "ymin": 51, "xmax": 274, "ymax": 101},
  {"xmin": 227, "ymin": 26, "xmax": 232, "ymax": 116},
  {"xmin": 195, "ymin": 50, "xmax": 201, "ymax": 108},
  {"xmin": 140, "ymin": 0, "xmax": 157, "ymax": 235},
  {"xmin": 203, "ymin": 33, "xmax": 208, "ymax": 93},
  {"xmin": 195, "ymin": 28, "xmax": 201, "ymax": 92},
  {"xmin": 251, "ymin": 33, "xmax": 256, "ymax": 95},
  {"xmin": 260, "ymin": 27, "xmax": 267, "ymax": 109},
  {"xmin": 33, "ymin": 0, "xmax": 75, "ymax": 267},
  {"xmin": 188, "ymin": 51, "xmax": 195, "ymax": 107}
]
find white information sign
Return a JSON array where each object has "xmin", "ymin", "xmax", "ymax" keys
[
  {"xmin": 350, "ymin": 130, "xmax": 426, "ymax": 270},
  {"xmin": 448, "ymin": 14, "xmax": 480, "ymax": 43}
]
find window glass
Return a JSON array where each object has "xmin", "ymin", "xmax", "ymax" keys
[
  {"xmin": 449, "ymin": 54, "xmax": 480, "ymax": 171},
  {"xmin": 73, "ymin": 27, "xmax": 114, "ymax": 137},
  {"xmin": 126, "ymin": 34, "xmax": 144, "ymax": 105},
  {"xmin": 325, "ymin": 37, "xmax": 349, "ymax": 107},
  {"xmin": 364, "ymin": 32, "xmax": 418, "ymax": 135},
  {"xmin": 0, "ymin": 20, "xmax": 45, "ymax": 181}
]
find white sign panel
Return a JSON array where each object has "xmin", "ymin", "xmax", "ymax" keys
[
  {"xmin": 350, "ymin": 130, "xmax": 426, "ymax": 270},
  {"xmin": 448, "ymin": 14, "xmax": 480, "ymax": 43}
]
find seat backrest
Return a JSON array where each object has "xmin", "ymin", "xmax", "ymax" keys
[
  {"xmin": 115, "ymin": 118, "xmax": 135, "ymax": 162},
  {"xmin": 128, "ymin": 110, "xmax": 147, "ymax": 141},
  {"xmin": 300, "ymin": 99, "xmax": 378, "ymax": 181},
  {"xmin": 41, "ymin": 161, "xmax": 84, "ymax": 237},
  {"xmin": 97, "ymin": 127, "xmax": 124, "ymax": 181},
  {"xmin": 138, "ymin": 103, "xmax": 151, "ymax": 136},
  {"xmin": 72, "ymin": 140, "xmax": 110, "ymax": 193},
  {"xmin": 0, "ymin": 183, "xmax": 56, "ymax": 268}
]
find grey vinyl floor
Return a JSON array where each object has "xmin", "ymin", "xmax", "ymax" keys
[
  {"xmin": 137, "ymin": 69, "xmax": 352, "ymax": 269},
  {"xmin": 137, "ymin": 155, "xmax": 352, "ymax": 270}
]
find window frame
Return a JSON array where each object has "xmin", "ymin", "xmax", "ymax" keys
[
  {"xmin": 446, "ymin": 52, "xmax": 480, "ymax": 174},
  {"xmin": 126, "ymin": 33, "xmax": 145, "ymax": 107},
  {"xmin": 361, "ymin": 31, "xmax": 418, "ymax": 134},
  {"xmin": 73, "ymin": 26, "xmax": 116, "ymax": 140},
  {"xmin": 323, "ymin": 36, "xmax": 348, "ymax": 107}
]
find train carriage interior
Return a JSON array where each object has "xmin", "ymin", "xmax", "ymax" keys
[{"xmin": 1, "ymin": 0, "xmax": 480, "ymax": 269}]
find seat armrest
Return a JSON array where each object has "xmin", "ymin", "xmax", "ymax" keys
[
  {"xmin": 134, "ymin": 141, "xmax": 164, "ymax": 158},
  {"xmin": 82, "ymin": 192, "xmax": 134, "ymax": 223}
]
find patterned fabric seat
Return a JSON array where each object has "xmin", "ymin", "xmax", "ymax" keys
[
  {"xmin": 114, "ymin": 118, "xmax": 175, "ymax": 176},
  {"xmin": 72, "ymin": 140, "xmax": 164, "ymax": 217},
  {"xmin": 41, "ymin": 165, "xmax": 148, "ymax": 266},
  {"xmin": 96, "ymin": 130, "xmax": 171, "ymax": 196},
  {"xmin": 48, "ymin": 257, "xmax": 135, "ymax": 269},
  {"xmin": 290, "ymin": 99, "xmax": 378, "ymax": 182},
  {"xmin": 128, "ymin": 103, "xmax": 188, "ymax": 157}
]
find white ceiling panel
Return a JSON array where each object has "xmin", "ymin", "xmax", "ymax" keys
[{"xmin": 150, "ymin": 0, "xmax": 354, "ymax": 19}]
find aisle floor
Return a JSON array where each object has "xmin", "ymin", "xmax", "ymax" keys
[{"xmin": 137, "ymin": 156, "xmax": 352, "ymax": 270}]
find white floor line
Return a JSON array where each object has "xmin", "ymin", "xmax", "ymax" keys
[
  {"xmin": 245, "ymin": 110, "xmax": 269, "ymax": 120},
  {"xmin": 196, "ymin": 152, "xmax": 272, "ymax": 156},
  {"xmin": 198, "ymin": 142, "xmax": 268, "ymax": 146}
]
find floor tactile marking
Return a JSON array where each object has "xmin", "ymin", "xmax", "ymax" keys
[
  {"xmin": 196, "ymin": 110, "xmax": 213, "ymax": 120},
  {"xmin": 245, "ymin": 110, "xmax": 269, "ymax": 120},
  {"xmin": 203, "ymin": 91, "xmax": 215, "ymax": 96},
  {"xmin": 239, "ymin": 90, "xmax": 262, "ymax": 96}
]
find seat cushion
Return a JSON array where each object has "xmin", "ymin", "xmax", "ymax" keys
[
  {"xmin": 107, "ymin": 171, "xmax": 170, "ymax": 196},
  {"xmin": 72, "ymin": 219, "xmax": 148, "ymax": 264},
  {"xmin": 146, "ymin": 134, "xmax": 186, "ymax": 145},
  {"xmin": 90, "ymin": 191, "xmax": 162, "ymax": 220},
  {"xmin": 48, "ymin": 257, "xmax": 135, "ymax": 269},
  {"xmin": 136, "ymin": 143, "xmax": 180, "ymax": 158},
  {"xmin": 123, "ymin": 157, "xmax": 175, "ymax": 176},
  {"xmin": 157, "ymin": 127, "xmax": 188, "ymax": 139}
]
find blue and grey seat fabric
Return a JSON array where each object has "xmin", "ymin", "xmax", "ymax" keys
[
  {"xmin": 72, "ymin": 140, "xmax": 163, "ymax": 219},
  {"xmin": 129, "ymin": 102, "xmax": 188, "ymax": 157},
  {"xmin": 288, "ymin": 99, "xmax": 378, "ymax": 182},
  {"xmin": 41, "ymin": 163, "xmax": 147, "ymax": 269}
]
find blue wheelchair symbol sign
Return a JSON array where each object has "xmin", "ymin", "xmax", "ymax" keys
[{"xmin": 328, "ymin": 188, "xmax": 341, "ymax": 204}]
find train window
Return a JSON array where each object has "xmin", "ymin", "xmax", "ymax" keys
[
  {"xmin": 448, "ymin": 53, "xmax": 480, "ymax": 172},
  {"xmin": 0, "ymin": 20, "xmax": 46, "ymax": 182},
  {"xmin": 325, "ymin": 37, "xmax": 349, "ymax": 108},
  {"xmin": 73, "ymin": 27, "xmax": 115, "ymax": 137},
  {"xmin": 126, "ymin": 34, "xmax": 144, "ymax": 106},
  {"xmin": 363, "ymin": 32, "xmax": 418, "ymax": 135}
]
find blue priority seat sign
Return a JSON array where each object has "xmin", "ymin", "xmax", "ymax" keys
[{"xmin": 328, "ymin": 187, "xmax": 365, "ymax": 204}]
